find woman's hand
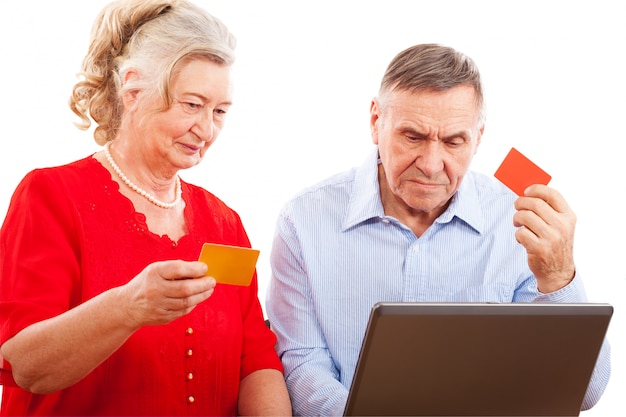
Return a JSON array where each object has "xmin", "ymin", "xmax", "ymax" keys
[{"xmin": 120, "ymin": 260, "xmax": 217, "ymax": 329}]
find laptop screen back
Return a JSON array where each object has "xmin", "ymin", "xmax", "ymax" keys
[{"xmin": 344, "ymin": 302, "xmax": 612, "ymax": 417}]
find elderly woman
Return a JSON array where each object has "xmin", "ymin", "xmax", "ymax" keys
[{"xmin": 0, "ymin": 0, "xmax": 291, "ymax": 415}]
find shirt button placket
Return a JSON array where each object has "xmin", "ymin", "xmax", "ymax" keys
[{"xmin": 185, "ymin": 327, "xmax": 196, "ymax": 407}]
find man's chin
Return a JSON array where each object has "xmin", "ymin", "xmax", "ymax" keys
[{"xmin": 401, "ymin": 194, "xmax": 452, "ymax": 215}]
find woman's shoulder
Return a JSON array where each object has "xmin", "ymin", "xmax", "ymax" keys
[
  {"xmin": 181, "ymin": 180, "xmax": 241, "ymax": 220},
  {"xmin": 181, "ymin": 181, "xmax": 249, "ymax": 243},
  {"xmin": 9, "ymin": 156, "xmax": 109, "ymax": 212},
  {"xmin": 4, "ymin": 156, "xmax": 103, "ymax": 223},
  {"xmin": 23, "ymin": 155, "xmax": 104, "ymax": 186}
]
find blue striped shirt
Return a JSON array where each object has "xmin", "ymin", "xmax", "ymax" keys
[{"xmin": 266, "ymin": 147, "xmax": 610, "ymax": 416}]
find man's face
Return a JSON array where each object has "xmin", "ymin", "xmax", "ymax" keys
[{"xmin": 371, "ymin": 85, "xmax": 483, "ymax": 220}]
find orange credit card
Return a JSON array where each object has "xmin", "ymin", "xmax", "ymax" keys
[
  {"xmin": 197, "ymin": 243, "xmax": 260, "ymax": 286},
  {"xmin": 494, "ymin": 147, "xmax": 551, "ymax": 196}
]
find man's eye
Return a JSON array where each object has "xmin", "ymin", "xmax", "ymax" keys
[{"xmin": 446, "ymin": 138, "xmax": 465, "ymax": 147}]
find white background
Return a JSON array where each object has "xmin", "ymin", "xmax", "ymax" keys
[{"xmin": 1, "ymin": 1, "xmax": 623, "ymax": 414}]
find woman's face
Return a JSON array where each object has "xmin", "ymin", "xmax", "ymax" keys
[{"xmin": 125, "ymin": 58, "xmax": 233, "ymax": 174}]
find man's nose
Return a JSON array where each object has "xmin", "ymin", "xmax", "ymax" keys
[{"xmin": 415, "ymin": 141, "xmax": 444, "ymax": 177}]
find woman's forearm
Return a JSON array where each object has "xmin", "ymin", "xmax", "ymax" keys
[{"xmin": 1, "ymin": 286, "xmax": 136, "ymax": 394}]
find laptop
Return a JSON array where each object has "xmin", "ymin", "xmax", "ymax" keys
[{"xmin": 343, "ymin": 302, "xmax": 612, "ymax": 417}]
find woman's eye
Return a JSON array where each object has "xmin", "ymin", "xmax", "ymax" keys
[
  {"xmin": 185, "ymin": 102, "xmax": 202, "ymax": 110},
  {"xmin": 176, "ymin": 99, "xmax": 203, "ymax": 112}
]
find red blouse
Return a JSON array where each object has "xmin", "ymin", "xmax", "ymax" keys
[{"xmin": 0, "ymin": 156, "xmax": 282, "ymax": 416}]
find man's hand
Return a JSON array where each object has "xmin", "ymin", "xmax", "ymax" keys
[{"xmin": 513, "ymin": 184, "xmax": 576, "ymax": 293}]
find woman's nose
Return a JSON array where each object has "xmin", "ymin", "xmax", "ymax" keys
[{"xmin": 193, "ymin": 110, "xmax": 215, "ymax": 141}]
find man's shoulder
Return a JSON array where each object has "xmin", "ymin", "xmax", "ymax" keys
[
  {"xmin": 279, "ymin": 168, "xmax": 358, "ymax": 220},
  {"xmin": 290, "ymin": 168, "xmax": 357, "ymax": 201}
]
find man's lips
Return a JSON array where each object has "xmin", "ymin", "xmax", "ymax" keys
[{"xmin": 411, "ymin": 179, "xmax": 448, "ymax": 187}]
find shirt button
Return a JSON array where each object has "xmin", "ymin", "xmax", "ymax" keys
[
  {"xmin": 185, "ymin": 327, "xmax": 194, "ymax": 335},
  {"xmin": 412, "ymin": 245, "xmax": 420, "ymax": 253},
  {"xmin": 381, "ymin": 218, "xmax": 390, "ymax": 224},
  {"xmin": 185, "ymin": 348, "xmax": 193, "ymax": 357},
  {"xmin": 187, "ymin": 395, "xmax": 195, "ymax": 404},
  {"xmin": 186, "ymin": 372, "xmax": 194, "ymax": 381}
]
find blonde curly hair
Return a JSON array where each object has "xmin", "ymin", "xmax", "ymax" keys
[{"xmin": 69, "ymin": 0, "xmax": 236, "ymax": 145}]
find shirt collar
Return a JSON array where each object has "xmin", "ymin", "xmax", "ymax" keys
[
  {"xmin": 342, "ymin": 146, "xmax": 485, "ymax": 234},
  {"xmin": 342, "ymin": 148, "xmax": 386, "ymax": 230},
  {"xmin": 435, "ymin": 172, "xmax": 485, "ymax": 234}
]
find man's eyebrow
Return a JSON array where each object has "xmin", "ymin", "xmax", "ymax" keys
[
  {"xmin": 440, "ymin": 130, "xmax": 471, "ymax": 141},
  {"xmin": 399, "ymin": 125, "xmax": 471, "ymax": 141},
  {"xmin": 399, "ymin": 125, "xmax": 427, "ymax": 138}
]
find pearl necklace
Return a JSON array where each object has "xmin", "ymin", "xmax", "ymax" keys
[{"xmin": 103, "ymin": 141, "xmax": 182, "ymax": 209}]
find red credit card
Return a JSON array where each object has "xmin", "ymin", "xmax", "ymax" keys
[{"xmin": 494, "ymin": 148, "xmax": 551, "ymax": 196}]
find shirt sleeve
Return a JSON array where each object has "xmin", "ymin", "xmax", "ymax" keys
[
  {"xmin": 230, "ymin": 214, "xmax": 284, "ymax": 380},
  {"xmin": 532, "ymin": 273, "xmax": 611, "ymax": 410},
  {"xmin": 0, "ymin": 169, "xmax": 82, "ymax": 346},
  {"xmin": 266, "ymin": 208, "xmax": 349, "ymax": 416},
  {"xmin": 238, "ymin": 269, "xmax": 284, "ymax": 379}
]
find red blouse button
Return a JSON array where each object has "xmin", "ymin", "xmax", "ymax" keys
[
  {"xmin": 187, "ymin": 395, "xmax": 195, "ymax": 404},
  {"xmin": 186, "ymin": 372, "xmax": 194, "ymax": 381},
  {"xmin": 185, "ymin": 327, "xmax": 194, "ymax": 335},
  {"xmin": 185, "ymin": 348, "xmax": 193, "ymax": 357}
]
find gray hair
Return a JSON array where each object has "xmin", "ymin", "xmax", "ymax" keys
[
  {"xmin": 69, "ymin": 0, "xmax": 236, "ymax": 145},
  {"xmin": 378, "ymin": 44, "xmax": 485, "ymax": 125}
]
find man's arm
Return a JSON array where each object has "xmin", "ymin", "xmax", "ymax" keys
[
  {"xmin": 513, "ymin": 185, "xmax": 611, "ymax": 409},
  {"xmin": 266, "ymin": 213, "xmax": 349, "ymax": 416}
]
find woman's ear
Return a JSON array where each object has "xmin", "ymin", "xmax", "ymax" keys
[{"xmin": 121, "ymin": 70, "xmax": 141, "ymax": 111}]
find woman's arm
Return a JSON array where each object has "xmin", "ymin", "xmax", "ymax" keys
[
  {"xmin": 238, "ymin": 368, "xmax": 292, "ymax": 416},
  {"xmin": 1, "ymin": 285, "xmax": 136, "ymax": 393},
  {"xmin": 1, "ymin": 260, "xmax": 215, "ymax": 394}
]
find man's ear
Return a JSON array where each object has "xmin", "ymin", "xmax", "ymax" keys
[
  {"xmin": 370, "ymin": 97, "xmax": 381, "ymax": 145},
  {"xmin": 474, "ymin": 124, "xmax": 484, "ymax": 154}
]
